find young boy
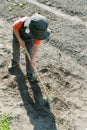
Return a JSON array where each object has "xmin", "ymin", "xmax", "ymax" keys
[{"xmin": 8, "ymin": 13, "xmax": 50, "ymax": 82}]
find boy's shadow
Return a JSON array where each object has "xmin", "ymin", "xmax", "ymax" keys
[{"xmin": 9, "ymin": 66, "xmax": 57, "ymax": 130}]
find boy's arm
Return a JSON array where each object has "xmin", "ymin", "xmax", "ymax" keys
[
  {"xmin": 13, "ymin": 17, "xmax": 27, "ymax": 48},
  {"xmin": 31, "ymin": 44, "xmax": 39, "ymax": 66},
  {"xmin": 14, "ymin": 29, "xmax": 25, "ymax": 48}
]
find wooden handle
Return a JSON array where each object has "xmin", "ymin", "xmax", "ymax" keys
[{"xmin": 24, "ymin": 46, "xmax": 49, "ymax": 97}]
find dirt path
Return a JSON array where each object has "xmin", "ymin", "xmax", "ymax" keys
[
  {"xmin": 35, "ymin": 0, "xmax": 87, "ymax": 21},
  {"xmin": 27, "ymin": 0, "xmax": 87, "ymax": 27},
  {"xmin": 0, "ymin": 0, "xmax": 87, "ymax": 130}
]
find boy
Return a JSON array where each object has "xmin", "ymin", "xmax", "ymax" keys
[{"xmin": 8, "ymin": 13, "xmax": 50, "ymax": 82}]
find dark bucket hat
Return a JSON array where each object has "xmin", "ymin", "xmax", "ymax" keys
[{"xmin": 24, "ymin": 14, "xmax": 50, "ymax": 40}]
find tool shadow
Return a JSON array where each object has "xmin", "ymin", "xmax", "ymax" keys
[{"xmin": 9, "ymin": 66, "xmax": 57, "ymax": 130}]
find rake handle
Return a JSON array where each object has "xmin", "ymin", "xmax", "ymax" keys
[{"xmin": 24, "ymin": 46, "xmax": 49, "ymax": 97}]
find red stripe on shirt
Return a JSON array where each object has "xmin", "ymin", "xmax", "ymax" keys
[
  {"xmin": 13, "ymin": 17, "xmax": 27, "ymax": 30},
  {"xmin": 34, "ymin": 39, "xmax": 41, "ymax": 45}
]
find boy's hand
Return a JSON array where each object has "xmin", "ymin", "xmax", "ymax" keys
[
  {"xmin": 19, "ymin": 39, "xmax": 25, "ymax": 48},
  {"xmin": 30, "ymin": 58, "xmax": 35, "ymax": 67}
]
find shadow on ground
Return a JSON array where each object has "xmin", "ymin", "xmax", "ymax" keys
[{"xmin": 9, "ymin": 66, "xmax": 57, "ymax": 130}]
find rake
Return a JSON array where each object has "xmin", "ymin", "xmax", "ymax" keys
[{"xmin": 24, "ymin": 46, "xmax": 51, "ymax": 102}]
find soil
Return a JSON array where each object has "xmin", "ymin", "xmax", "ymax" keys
[{"xmin": 0, "ymin": 0, "xmax": 87, "ymax": 130}]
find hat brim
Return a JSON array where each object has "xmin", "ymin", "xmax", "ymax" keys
[
  {"xmin": 24, "ymin": 17, "xmax": 50, "ymax": 40},
  {"xmin": 30, "ymin": 30, "xmax": 50, "ymax": 40}
]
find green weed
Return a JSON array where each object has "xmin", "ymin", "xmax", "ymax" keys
[{"xmin": 0, "ymin": 113, "xmax": 12, "ymax": 130}]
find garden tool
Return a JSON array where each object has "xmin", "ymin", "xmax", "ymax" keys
[{"xmin": 24, "ymin": 46, "xmax": 51, "ymax": 102}]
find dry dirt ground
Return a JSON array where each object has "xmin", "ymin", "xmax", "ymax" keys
[{"xmin": 0, "ymin": 0, "xmax": 87, "ymax": 130}]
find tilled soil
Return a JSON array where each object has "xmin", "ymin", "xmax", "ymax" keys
[
  {"xmin": 0, "ymin": 0, "xmax": 87, "ymax": 130},
  {"xmin": 36, "ymin": 0, "xmax": 87, "ymax": 21}
]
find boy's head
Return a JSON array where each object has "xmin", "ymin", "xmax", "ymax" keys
[{"xmin": 24, "ymin": 13, "xmax": 50, "ymax": 40}]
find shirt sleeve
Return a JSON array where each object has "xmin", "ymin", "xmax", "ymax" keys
[
  {"xmin": 13, "ymin": 17, "xmax": 27, "ymax": 30},
  {"xmin": 34, "ymin": 39, "xmax": 41, "ymax": 45}
]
